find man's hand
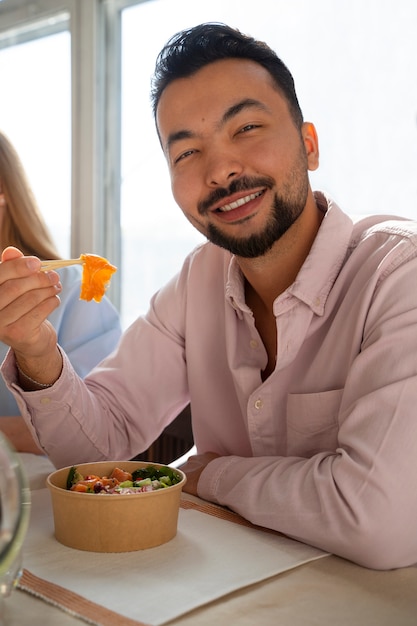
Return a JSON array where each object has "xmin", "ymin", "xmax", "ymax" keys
[
  {"xmin": 0, "ymin": 246, "xmax": 63, "ymax": 385},
  {"xmin": 179, "ymin": 451, "xmax": 220, "ymax": 496}
]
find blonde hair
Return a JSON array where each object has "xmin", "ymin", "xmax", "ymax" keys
[{"xmin": 0, "ymin": 131, "xmax": 61, "ymax": 260}]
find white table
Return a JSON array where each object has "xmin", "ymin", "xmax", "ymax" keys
[{"xmin": 2, "ymin": 454, "xmax": 416, "ymax": 626}]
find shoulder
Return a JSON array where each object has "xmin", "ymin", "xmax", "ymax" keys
[
  {"xmin": 150, "ymin": 241, "xmax": 232, "ymax": 317},
  {"xmin": 350, "ymin": 215, "xmax": 417, "ymax": 263},
  {"xmin": 346, "ymin": 216, "xmax": 417, "ymax": 288},
  {"xmin": 351, "ymin": 215, "xmax": 417, "ymax": 246},
  {"xmin": 181, "ymin": 241, "xmax": 232, "ymax": 276}
]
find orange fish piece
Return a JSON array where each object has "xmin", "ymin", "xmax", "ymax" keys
[{"xmin": 79, "ymin": 254, "xmax": 117, "ymax": 302}]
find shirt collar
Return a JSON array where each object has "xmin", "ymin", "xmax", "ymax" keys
[
  {"xmin": 225, "ymin": 191, "xmax": 354, "ymax": 317},
  {"xmin": 287, "ymin": 191, "xmax": 353, "ymax": 315},
  {"xmin": 225, "ymin": 257, "xmax": 247, "ymax": 318}
]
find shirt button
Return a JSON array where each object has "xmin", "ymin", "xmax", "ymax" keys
[
  {"xmin": 254, "ymin": 398, "xmax": 263, "ymax": 410},
  {"xmin": 40, "ymin": 397, "xmax": 51, "ymax": 404},
  {"xmin": 250, "ymin": 339, "xmax": 258, "ymax": 349}
]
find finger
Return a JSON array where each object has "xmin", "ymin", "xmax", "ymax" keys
[
  {"xmin": 0, "ymin": 298, "xmax": 60, "ymax": 354},
  {"xmin": 0, "ymin": 266, "xmax": 61, "ymax": 309},
  {"xmin": 1, "ymin": 246, "xmax": 24, "ymax": 262},
  {"xmin": 0, "ymin": 273, "xmax": 61, "ymax": 349},
  {"xmin": 0, "ymin": 283, "xmax": 61, "ymax": 327},
  {"xmin": 0, "ymin": 253, "xmax": 44, "ymax": 284}
]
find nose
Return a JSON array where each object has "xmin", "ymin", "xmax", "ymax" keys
[{"xmin": 204, "ymin": 148, "xmax": 244, "ymax": 187}]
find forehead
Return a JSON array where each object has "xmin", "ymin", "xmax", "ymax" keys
[{"xmin": 156, "ymin": 58, "xmax": 286, "ymax": 140}]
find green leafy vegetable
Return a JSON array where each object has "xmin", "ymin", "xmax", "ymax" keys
[
  {"xmin": 131, "ymin": 465, "xmax": 181, "ymax": 484},
  {"xmin": 66, "ymin": 466, "xmax": 84, "ymax": 490}
]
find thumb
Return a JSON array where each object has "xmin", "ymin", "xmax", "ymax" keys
[{"xmin": 1, "ymin": 246, "xmax": 24, "ymax": 262}]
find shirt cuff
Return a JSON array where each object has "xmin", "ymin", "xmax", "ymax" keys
[
  {"xmin": 197, "ymin": 455, "xmax": 236, "ymax": 504},
  {"xmin": 1, "ymin": 346, "xmax": 65, "ymax": 394}
]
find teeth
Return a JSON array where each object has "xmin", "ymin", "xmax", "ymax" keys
[{"xmin": 218, "ymin": 190, "xmax": 262, "ymax": 212}]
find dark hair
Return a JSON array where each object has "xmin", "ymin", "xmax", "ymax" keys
[{"xmin": 151, "ymin": 22, "xmax": 303, "ymax": 128}]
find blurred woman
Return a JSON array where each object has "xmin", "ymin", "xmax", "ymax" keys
[{"xmin": 0, "ymin": 130, "xmax": 121, "ymax": 453}]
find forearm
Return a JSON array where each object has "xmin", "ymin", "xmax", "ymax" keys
[
  {"xmin": 2, "ymin": 347, "xmax": 153, "ymax": 468},
  {"xmin": 2, "ymin": 349, "xmax": 106, "ymax": 466},
  {"xmin": 198, "ymin": 443, "xmax": 417, "ymax": 570}
]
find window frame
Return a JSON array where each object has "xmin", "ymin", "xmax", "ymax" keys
[
  {"xmin": 0, "ymin": 0, "xmax": 149, "ymax": 307},
  {"xmin": 0, "ymin": 1, "xmax": 102, "ymax": 260},
  {"xmin": 101, "ymin": 0, "xmax": 152, "ymax": 307}
]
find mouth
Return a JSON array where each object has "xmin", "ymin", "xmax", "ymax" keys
[{"xmin": 213, "ymin": 189, "xmax": 265, "ymax": 213}]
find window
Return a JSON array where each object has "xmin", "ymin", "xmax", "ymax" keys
[
  {"xmin": 1, "ymin": 0, "xmax": 417, "ymax": 331},
  {"xmin": 0, "ymin": 16, "xmax": 71, "ymax": 257},
  {"xmin": 0, "ymin": 0, "xmax": 111, "ymax": 292},
  {"xmin": 119, "ymin": 0, "xmax": 417, "ymax": 326}
]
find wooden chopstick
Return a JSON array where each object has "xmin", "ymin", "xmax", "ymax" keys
[{"xmin": 40, "ymin": 258, "xmax": 84, "ymax": 271}]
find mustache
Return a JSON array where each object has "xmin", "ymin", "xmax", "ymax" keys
[{"xmin": 198, "ymin": 176, "xmax": 275, "ymax": 215}]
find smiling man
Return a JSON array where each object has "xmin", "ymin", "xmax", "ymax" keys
[
  {"xmin": 1, "ymin": 23, "xmax": 417, "ymax": 570},
  {"xmin": 156, "ymin": 53, "xmax": 322, "ymax": 381}
]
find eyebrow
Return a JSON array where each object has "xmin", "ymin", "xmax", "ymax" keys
[
  {"xmin": 165, "ymin": 129, "xmax": 194, "ymax": 153},
  {"xmin": 220, "ymin": 98, "xmax": 269, "ymax": 126},
  {"xmin": 164, "ymin": 98, "xmax": 269, "ymax": 154}
]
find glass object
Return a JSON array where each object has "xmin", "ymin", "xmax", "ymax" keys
[{"xmin": 0, "ymin": 433, "xmax": 31, "ymax": 620}]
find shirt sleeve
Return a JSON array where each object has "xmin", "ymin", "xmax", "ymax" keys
[
  {"xmin": 198, "ymin": 256, "xmax": 417, "ymax": 570},
  {"xmin": 1, "ymin": 271, "xmax": 189, "ymax": 467}
]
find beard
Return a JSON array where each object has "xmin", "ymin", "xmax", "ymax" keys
[{"xmin": 200, "ymin": 147, "xmax": 309, "ymax": 259}]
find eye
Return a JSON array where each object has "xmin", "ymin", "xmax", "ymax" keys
[
  {"xmin": 238, "ymin": 123, "xmax": 261, "ymax": 134},
  {"xmin": 174, "ymin": 149, "xmax": 196, "ymax": 164}
]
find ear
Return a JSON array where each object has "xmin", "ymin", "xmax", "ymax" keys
[{"xmin": 301, "ymin": 122, "xmax": 319, "ymax": 171}]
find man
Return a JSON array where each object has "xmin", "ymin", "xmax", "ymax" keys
[{"xmin": 0, "ymin": 23, "xmax": 416, "ymax": 569}]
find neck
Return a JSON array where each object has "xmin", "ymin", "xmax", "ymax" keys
[{"xmin": 239, "ymin": 193, "xmax": 324, "ymax": 311}]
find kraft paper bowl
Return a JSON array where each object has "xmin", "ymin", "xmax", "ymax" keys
[{"xmin": 46, "ymin": 460, "xmax": 186, "ymax": 552}]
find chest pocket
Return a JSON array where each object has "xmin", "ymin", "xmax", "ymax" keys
[{"xmin": 286, "ymin": 389, "xmax": 343, "ymax": 457}]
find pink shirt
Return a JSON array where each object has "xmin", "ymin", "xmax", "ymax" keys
[{"xmin": 4, "ymin": 192, "xmax": 417, "ymax": 569}]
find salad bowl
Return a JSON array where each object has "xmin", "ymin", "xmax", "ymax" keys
[{"xmin": 46, "ymin": 460, "xmax": 186, "ymax": 553}]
